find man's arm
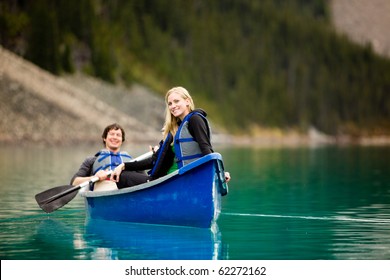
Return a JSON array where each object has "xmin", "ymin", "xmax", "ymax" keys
[{"xmin": 70, "ymin": 156, "xmax": 98, "ymax": 186}]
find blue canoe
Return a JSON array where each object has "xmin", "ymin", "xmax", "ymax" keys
[{"xmin": 80, "ymin": 153, "xmax": 228, "ymax": 228}]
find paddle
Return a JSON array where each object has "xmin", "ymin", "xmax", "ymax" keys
[{"xmin": 35, "ymin": 151, "xmax": 153, "ymax": 213}]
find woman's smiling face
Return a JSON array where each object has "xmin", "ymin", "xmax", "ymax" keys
[{"xmin": 167, "ymin": 92, "xmax": 190, "ymax": 120}]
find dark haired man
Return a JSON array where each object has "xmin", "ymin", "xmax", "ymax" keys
[{"xmin": 70, "ymin": 123, "xmax": 147, "ymax": 191}]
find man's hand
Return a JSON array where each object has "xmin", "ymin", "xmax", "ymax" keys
[{"xmin": 95, "ymin": 170, "xmax": 109, "ymax": 181}]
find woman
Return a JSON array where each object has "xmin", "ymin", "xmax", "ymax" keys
[{"xmin": 112, "ymin": 86, "xmax": 230, "ymax": 188}]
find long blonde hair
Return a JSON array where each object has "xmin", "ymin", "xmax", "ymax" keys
[{"xmin": 162, "ymin": 86, "xmax": 195, "ymax": 139}]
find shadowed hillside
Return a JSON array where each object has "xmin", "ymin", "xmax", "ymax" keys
[{"xmin": 0, "ymin": 46, "xmax": 162, "ymax": 145}]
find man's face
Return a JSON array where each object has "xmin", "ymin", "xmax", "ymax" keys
[{"xmin": 104, "ymin": 128, "xmax": 123, "ymax": 152}]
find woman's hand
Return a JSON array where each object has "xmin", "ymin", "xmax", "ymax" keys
[
  {"xmin": 225, "ymin": 171, "xmax": 231, "ymax": 183},
  {"xmin": 111, "ymin": 163, "xmax": 124, "ymax": 182},
  {"xmin": 150, "ymin": 145, "xmax": 159, "ymax": 153}
]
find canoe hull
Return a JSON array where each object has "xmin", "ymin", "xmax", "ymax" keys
[{"xmin": 81, "ymin": 153, "xmax": 227, "ymax": 228}]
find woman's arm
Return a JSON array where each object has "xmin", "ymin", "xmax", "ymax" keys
[
  {"xmin": 123, "ymin": 156, "xmax": 154, "ymax": 171},
  {"xmin": 111, "ymin": 156, "xmax": 155, "ymax": 182},
  {"xmin": 188, "ymin": 114, "xmax": 213, "ymax": 155},
  {"xmin": 189, "ymin": 114, "xmax": 231, "ymax": 183}
]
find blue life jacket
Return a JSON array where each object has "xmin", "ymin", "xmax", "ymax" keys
[
  {"xmin": 174, "ymin": 111, "xmax": 211, "ymax": 168},
  {"xmin": 149, "ymin": 111, "xmax": 211, "ymax": 177},
  {"xmin": 92, "ymin": 149, "xmax": 132, "ymax": 174}
]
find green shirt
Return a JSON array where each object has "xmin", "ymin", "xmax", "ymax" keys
[{"xmin": 167, "ymin": 145, "xmax": 178, "ymax": 174}]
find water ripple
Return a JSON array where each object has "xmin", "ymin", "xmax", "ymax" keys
[{"xmin": 222, "ymin": 212, "xmax": 390, "ymax": 224}]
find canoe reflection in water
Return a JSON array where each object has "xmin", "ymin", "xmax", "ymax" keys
[{"xmin": 85, "ymin": 218, "xmax": 226, "ymax": 260}]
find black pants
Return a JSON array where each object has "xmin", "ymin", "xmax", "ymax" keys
[{"xmin": 116, "ymin": 170, "xmax": 151, "ymax": 189}]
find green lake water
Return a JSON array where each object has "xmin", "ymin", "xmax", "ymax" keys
[{"xmin": 1, "ymin": 144, "xmax": 390, "ymax": 260}]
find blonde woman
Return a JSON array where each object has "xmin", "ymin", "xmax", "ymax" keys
[{"xmin": 112, "ymin": 86, "xmax": 230, "ymax": 188}]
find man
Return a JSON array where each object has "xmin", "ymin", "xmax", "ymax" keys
[{"xmin": 70, "ymin": 123, "xmax": 134, "ymax": 191}]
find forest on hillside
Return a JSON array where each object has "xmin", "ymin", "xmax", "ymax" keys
[{"xmin": 1, "ymin": 0, "xmax": 390, "ymax": 136}]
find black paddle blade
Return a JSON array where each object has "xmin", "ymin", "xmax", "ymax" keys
[{"xmin": 35, "ymin": 185, "xmax": 80, "ymax": 213}]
